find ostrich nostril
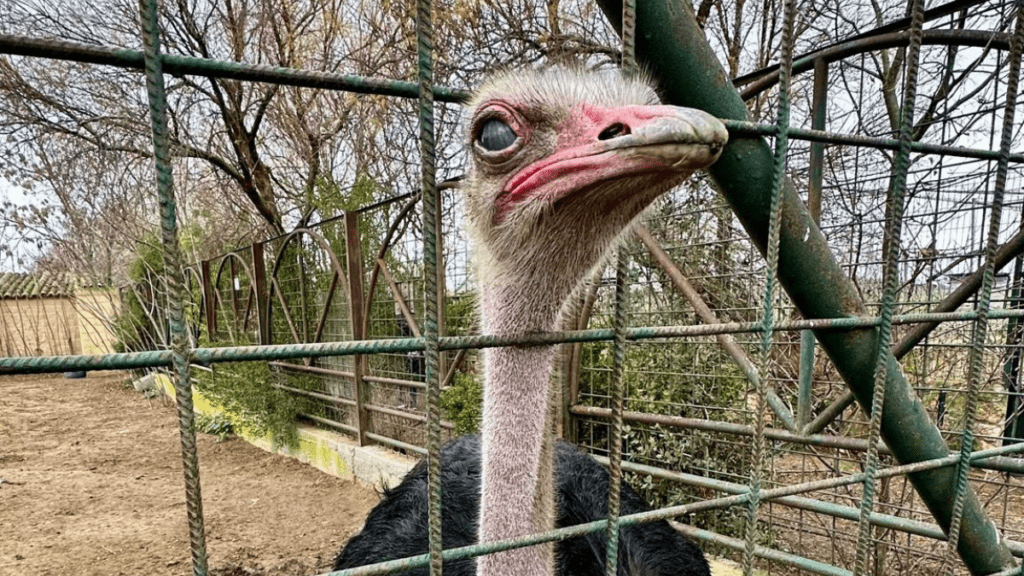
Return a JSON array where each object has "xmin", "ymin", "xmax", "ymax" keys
[{"xmin": 598, "ymin": 123, "xmax": 630, "ymax": 140}]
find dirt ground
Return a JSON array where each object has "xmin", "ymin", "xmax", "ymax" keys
[{"xmin": 0, "ymin": 371, "xmax": 379, "ymax": 576}]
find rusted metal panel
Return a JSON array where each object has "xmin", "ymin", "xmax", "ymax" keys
[{"xmin": 345, "ymin": 212, "xmax": 370, "ymax": 447}]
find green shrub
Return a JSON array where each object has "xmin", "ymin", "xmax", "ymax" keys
[
  {"xmin": 195, "ymin": 412, "xmax": 235, "ymax": 442},
  {"xmin": 192, "ymin": 359, "xmax": 322, "ymax": 448},
  {"xmin": 440, "ymin": 371, "xmax": 483, "ymax": 435}
]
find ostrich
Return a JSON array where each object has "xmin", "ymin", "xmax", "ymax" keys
[
  {"xmin": 334, "ymin": 435, "xmax": 711, "ymax": 576},
  {"xmin": 335, "ymin": 68, "xmax": 727, "ymax": 575}
]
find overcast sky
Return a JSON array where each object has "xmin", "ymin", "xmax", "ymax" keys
[{"xmin": 0, "ymin": 177, "xmax": 31, "ymax": 273}]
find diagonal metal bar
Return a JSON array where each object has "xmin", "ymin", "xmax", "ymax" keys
[
  {"xmin": 737, "ymin": 29, "xmax": 1013, "ymax": 99},
  {"xmin": 596, "ymin": 0, "xmax": 1016, "ymax": 572},
  {"xmin": 635, "ymin": 224, "xmax": 798, "ymax": 432},
  {"xmin": 379, "ymin": 258, "xmax": 423, "ymax": 338}
]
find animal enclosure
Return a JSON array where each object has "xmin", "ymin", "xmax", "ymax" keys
[{"xmin": 4, "ymin": 0, "xmax": 1024, "ymax": 575}]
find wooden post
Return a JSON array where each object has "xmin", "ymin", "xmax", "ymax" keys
[{"xmin": 345, "ymin": 212, "xmax": 370, "ymax": 446}]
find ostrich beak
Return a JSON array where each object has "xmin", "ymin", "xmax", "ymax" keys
[{"xmin": 498, "ymin": 104, "xmax": 728, "ymax": 219}]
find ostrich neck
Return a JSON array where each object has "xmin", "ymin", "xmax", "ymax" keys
[{"xmin": 476, "ymin": 277, "xmax": 565, "ymax": 576}]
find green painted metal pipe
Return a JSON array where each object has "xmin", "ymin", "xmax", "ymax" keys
[
  {"xmin": 596, "ymin": 0, "xmax": 1016, "ymax": 573},
  {"xmin": 8, "ymin": 307, "xmax": 1024, "ymax": 375}
]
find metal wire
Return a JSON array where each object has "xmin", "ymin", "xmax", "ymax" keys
[
  {"xmin": 413, "ymin": 0, "xmax": 443, "ymax": 573},
  {"xmin": 853, "ymin": 0, "xmax": 925, "ymax": 572},
  {"xmin": 942, "ymin": 6, "xmax": 1024, "ymax": 574},
  {"xmin": 603, "ymin": 3, "xmax": 639, "ymax": 573},
  {"xmin": 136, "ymin": 0, "xmax": 207, "ymax": 573},
  {"xmin": 742, "ymin": 0, "xmax": 797, "ymax": 570}
]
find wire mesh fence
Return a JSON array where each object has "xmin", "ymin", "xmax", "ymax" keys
[{"xmin": 5, "ymin": 0, "xmax": 1024, "ymax": 575}]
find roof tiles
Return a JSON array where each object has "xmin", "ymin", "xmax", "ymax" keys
[{"xmin": 0, "ymin": 272, "xmax": 73, "ymax": 299}]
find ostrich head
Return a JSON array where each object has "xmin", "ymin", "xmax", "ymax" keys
[
  {"xmin": 463, "ymin": 67, "xmax": 727, "ymax": 576},
  {"xmin": 464, "ymin": 68, "xmax": 727, "ymax": 324}
]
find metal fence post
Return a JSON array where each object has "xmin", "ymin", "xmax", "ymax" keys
[
  {"xmin": 252, "ymin": 243, "xmax": 269, "ymax": 346},
  {"xmin": 797, "ymin": 57, "xmax": 828, "ymax": 429},
  {"xmin": 137, "ymin": 0, "xmax": 208, "ymax": 572},
  {"xmin": 200, "ymin": 259, "xmax": 217, "ymax": 341},
  {"xmin": 345, "ymin": 212, "xmax": 369, "ymax": 446}
]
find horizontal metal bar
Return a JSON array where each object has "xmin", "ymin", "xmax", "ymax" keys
[
  {"xmin": 363, "ymin": 375, "xmax": 427, "ymax": 389},
  {"xmin": 365, "ymin": 432, "xmax": 427, "ymax": 456},
  {"xmin": 0, "ymin": 33, "xmax": 470, "ymax": 103},
  {"xmin": 272, "ymin": 383, "xmax": 356, "ymax": 407},
  {"xmin": 7, "ymin": 307, "xmax": 1024, "ymax": 375},
  {"xmin": 590, "ymin": 442, "xmax": 1024, "ymax": 555},
  {"xmin": 314, "ymin": 437, "xmax": 1024, "ymax": 576},
  {"xmin": 674, "ymin": 524, "xmax": 852, "ymax": 576},
  {"xmin": 1, "ymin": 34, "xmax": 1016, "ymax": 164},
  {"xmin": 363, "ymin": 403, "xmax": 455, "ymax": 430},
  {"xmin": 300, "ymin": 412, "xmax": 358, "ymax": 435},
  {"xmin": 572, "ymin": 405, "xmax": 886, "ymax": 451},
  {"xmin": 608, "ymin": 456, "xmax": 958, "ymax": 547},
  {"xmin": 574, "ymin": 406, "xmax": 1024, "ymax": 474},
  {"xmin": 270, "ymin": 361, "xmax": 355, "ymax": 380},
  {"xmin": 723, "ymin": 119, "xmax": 1024, "ymax": 163}
]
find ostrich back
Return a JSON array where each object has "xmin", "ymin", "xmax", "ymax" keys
[{"xmin": 333, "ymin": 435, "xmax": 710, "ymax": 576}]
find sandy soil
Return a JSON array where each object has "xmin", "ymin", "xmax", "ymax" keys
[{"xmin": 0, "ymin": 371, "xmax": 378, "ymax": 576}]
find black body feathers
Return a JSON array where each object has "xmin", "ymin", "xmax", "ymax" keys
[{"xmin": 334, "ymin": 436, "xmax": 710, "ymax": 576}]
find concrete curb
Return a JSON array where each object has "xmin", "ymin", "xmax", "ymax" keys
[{"xmin": 149, "ymin": 372, "xmax": 416, "ymax": 490}]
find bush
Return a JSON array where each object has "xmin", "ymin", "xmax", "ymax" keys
[
  {"xmin": 195, "ymin": 412, "xmax": 234, "ymax": 442},
  {"xmin": 192, "ymin": 359, "xmax": 322, "ymax": 448},
  {"xmin": 440, "ymin": 371, "xmax": 483, "ymax": 435}
]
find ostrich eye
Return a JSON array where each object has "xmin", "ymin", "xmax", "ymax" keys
[{"xmin": 477, "ymin": 119, "xmax": 518, "ymax": 152}]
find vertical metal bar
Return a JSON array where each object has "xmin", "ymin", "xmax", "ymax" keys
[
  {"xmin": 252, "ymin": 242, "xmax": 269, "ymax": 346},
  {"xmin": 943, "ymin": 8, "xmax": 1024, "ymax": 574},
  {"xmin": 414, "ymin": 0, "xmax": 443, "ymax": 573},
  {"xmin": 605, "ymin": 251, "xmax": 628, "ymax": 576},
  {"xmin": 594, "ymin": 0, "xmax": 1016, "ymax": 572},
  {"xmin": 136, "ymin": 0, "xmax": 207, "ymax": 574},
  {"xmin": 797, "ymin": 57, "xmax": 827, "ymax": 430},
  {"xmin": 606, "ymin": 1, "xmax": 637, "ymax": 572},
  {"xmin": 297, "ymin": 240, "xmax": 309, "ymax": 344},
  {"xmin": 345, "ymin": 212, "xmax": 369, "ymax": 447},
  {"xmin": 230, "ymin": 256, "xmax": 239, "ymax": 327},
  {"xmin": 566, "ymin": 277, "xmax": 600, "ymax": 445},
  {"xmin": 1003, "ymin": 251, "xmax": 1024, "ymax": 444},
  {"xmin": 796, "ymin": 332, "xmax": 815, "ymax": 427},
  {"xmin": 740, "ymin": 0, "xmax": 797, "ymax": 569},
  {"xmin": 200, "ymin": 259, "xmax": 217, "ymax": 341},
  {"xmin": 435, "ymin": 191, "xmax": 447, "ymax": 384},
  {"xmin": 806, "ymin": 59, "xmax": 826, "ymax": 225},
  {"xmin": 854, "ymin": 0, "xmax": 925, "ymax": 571}
]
